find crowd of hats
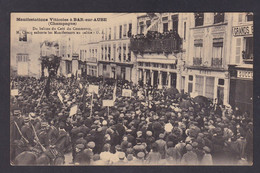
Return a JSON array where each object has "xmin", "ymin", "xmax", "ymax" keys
[{"xmin": 10, "ymin": 76, "xmax": 253, "ymax": 165}]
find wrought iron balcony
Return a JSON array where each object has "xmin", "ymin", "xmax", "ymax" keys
[
  {"xmin": 242, "ymin": 51, "xmax": 253, "ymax": 63},
  {"xmin": 130, "ymin": 31, "xmax": 181, "ymax": 54},
  {"xmin": 193, "ymin": 57, "xmax": 202, "ymax": 66},
  {"xmin": 211, "ymin": 58, "xmax": 222, "ymax": 67}
]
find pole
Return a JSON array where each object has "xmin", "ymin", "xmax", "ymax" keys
[
  {"xmin": 107, "ymin": 106, "xmax": 109, "ymax": 116},
  {"xmin": 90, "ymin": 91, "xmax": 94, "ymax": 116}
]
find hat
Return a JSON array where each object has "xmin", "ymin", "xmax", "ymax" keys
[
  {"xmin": 102, "ymin": 120, "xmax": 107, "ymax": 126},
  {"xmin": 192, "ymin": 142, "xmax": 198, "ymax": 148},
  {"xmin": 203, "ymin": 146, "xmax": 211, "ymax": 153},
  {"xmin": 24, "ymin": 117, "xmax": 30, "ymax": 123},
  {"xmin": 118, "ymin": 152, "xmax": 125, "ymax": 159},
  {"xmin": 159, "ymin": 133, "xmax": 164, "ymax": 139},
  {"xmin": 146, "ymin": 131, "xmax": 152, "ymax": 136},
  {"xmin": 126, "ymin": 129, "xmax": 132, "ymax": 133},
  {"xmin": 127, "ymin": 154, "xmax": 133, "ymax": 161},
  {"xmin": 87, "ymin": 141, "xmax": 95, "ymax": 149},
  {"xmin": 77, "ymin": 132, "xmax": 84, "ymax": 137},
  {"xmin": 137, "ymin": 152, "xmax": 145, "ymax": 158},
  {"xmin": 97, "ymin": 127, "xmax": 103, "ymax": 132},
  {"xmin": 186, "ymin": 144, "xmax": 193, "ymax": 151},
  {"xmin": 41, "ymin": 122, "xmax": 48, "ymax": 128},
  {"xmin": 76, "ymin": 144, "xmax": 85, "ymax": 150},
  {"xmin": 115, "ymin": 145, "xmax": 122, "ymax": 151}
]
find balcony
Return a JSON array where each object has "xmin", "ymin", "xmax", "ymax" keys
[
  {"xmin": 211, "ymin": 58, "xmax": 222, "ymax": 67},
  {"xmin": 242, "ymin": 51, "xmax": 253, "ymax": 64},
  {"xmin": 193, "ymin": 57, "xmax": 202, "ymax": 66},
  {"xmin": 130, "ymin": 31, "xmax": 182, "ymax": 54}
]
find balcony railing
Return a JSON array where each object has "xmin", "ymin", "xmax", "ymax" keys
[
  {"xmin": 193, "ymin": 57, "xmax": 202, "ymax": 66},
  {"xmin": 130, "ymin": 31, "xmax": 181, "ymax": 54},
  {"xmin": 242, "ymin": 51, "xmax": 253, "ymax": 63},
  {"xmin": 211, "ymin": 58, "xmax": 222, "ymax": 67}
]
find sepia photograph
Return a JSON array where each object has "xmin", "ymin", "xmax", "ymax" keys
[{"xmin": 10, "ymin": 12, "xmax": 253, "ymax": 166}]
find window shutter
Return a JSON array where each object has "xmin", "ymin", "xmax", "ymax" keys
[{"xmin": 235, "ymin": 38, "xmax": 241, "ymax": 63}]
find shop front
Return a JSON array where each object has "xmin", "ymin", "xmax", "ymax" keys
[{"xmin": 229, "ymin": 65, "xmax": 253, "ymax": 117}]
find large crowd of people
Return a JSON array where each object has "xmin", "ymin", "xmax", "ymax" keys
[{"xmin": 10, "ymin": 75, "xmax": 253, "ymax": 165}]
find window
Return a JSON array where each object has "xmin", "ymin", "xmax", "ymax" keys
[
  {"xmin": 194, "ymin": 39, "xmax": 203, "ymax": 63},
  {"xmin": 138, "ymin": 62, "xmax": 143, "ymax": 66},
  {"xmin": 145, "ymin": 63, "xmax": 150, "ymax": 67},
  {"xmin": 123, "ymin": 44, "xmax": 126, "ymax": 61},
  {"xmin": 195, "ymin": 75, "xmax": 204, "ymax": 96},
  {"xmin": 172, "ymin": 15, "xmax": 178, "ymax": 33},
  {"xmin": 189, "ymin": 75, "xmax": 193, "ymax": 81},
  {"xmin": 218, "ymin": 79, "xmax": 224, "ymax": 85},
  {"xmin": 123, "ymin": 24, "xmax": 127, "ymax": 37},
  {"xmin": 184, "ymin": 22, "xmax": 186, "ymax": 40},
  {"xmin": 214, "ymin": 13, "xmax": 224, "ymax": 24},
  {"xmin": 114, "ymin": 26, "xmax": 117, "ymax": 39},
  {"xmin": 162, "ymin": 17, "xmax": 168, "ymax": 21},
  {"xmin": 246, "ymin": 12, "xmax": 253, "ymax": 22},
  {"xmin": 212, "ymin": 38, "xmax": 223, "ymax": 66},
  {"xmin": 108, "ymin": 46, "xmax": 111, "ymax": 61},
  {"xmin": 146, "ymin": 20, "xmax": 151, "ymax": 28},
  {"xmin": 108, "ymin": 28, "xmax": 111, "ymax": 40},
  {"xmin": 128, "ymin": 23, "xmax": 132, "ymax": 37},
  {"xmin": 153, "ymin": 63, "xmax": 159, "ymax": 68},
  {"xmin": 205, "ymin": 77, "xmax": 215, "ymax": 99},
  {"xmin": 243, "ymin": 37, "xmax": 253, "ymax": 60},
  {"xmin": 113, "ymin": 44, "xmax": 116, "ymax": 61},
  {"xmin": 195, "ymin": 13, "xmax": 204, "ymax": 27},
  {"xmin": 119, "ymin": 25, "xmax": 122, "ymax": 39},
  {"xmin": 103, "ymin": 64, "xmax": 107, "ymax": 71},
  {"xmin": 139, "ymin": 22, "xmax": 144, "ymax": 34},
  {"xmin": 163, "ymin": 23, "xmax": 168, "ymax": 32},
  {"xmin": 101, "ymin": 46, "xmax": 104, "ymax": 60},
  {"xmin": 121, "ymin": 67, "xmax": 126, "ymax": 80}
]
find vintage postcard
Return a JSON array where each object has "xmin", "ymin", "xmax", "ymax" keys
[{"xmin": 10, "ymin": 12, "xmax": 253, "ymax": 166}]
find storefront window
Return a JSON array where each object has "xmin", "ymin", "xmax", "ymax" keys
[
  {"xmin": 205, "ymin": 77, "xmax": 215, "ymax": 99},
  {"xmin": 195, "ymin": 75, "xmax": 204, "ymax": 96}
]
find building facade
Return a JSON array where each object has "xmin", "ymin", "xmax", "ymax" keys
[
  {"xmin": 131, "ymin": 13, "xmax": 184, "ymax": 90},
  {"xmin": 228, "ymin": 12, "xmax": 253, "ymax": 116},
  {"xmin": 97, "ymin": 13, "xmax": 139, "ymax": 82},
  {"xmin": 182, "ymin": 13, "xmax": 235, "ymax": 105}
]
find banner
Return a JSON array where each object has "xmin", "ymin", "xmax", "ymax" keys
[
  {"xmin": 69, "ymin": 105, "xmax": 78, "ymax": 116},
  {"xmin": 88, "ymin": 85, "xmax": 99, "ymax": 94},
  {"xmin": 11, "ymin": 89, "xmax": 19, "ymax": 96},
  {"xmin": 103, "ymin": 100, "xmax": 114, "ymax": 107},
  {"xmin": 122, "ymin": 89, "xmax": 132, "ymax": 97}
]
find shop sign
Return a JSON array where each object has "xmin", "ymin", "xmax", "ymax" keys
[
  {"xmin": 237, "ymin": 70, "xmax": 253, "ymax": 79},
  {"xmin": 233, "ymin": 25, "xmax": 253, "ymax": 37}
]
